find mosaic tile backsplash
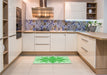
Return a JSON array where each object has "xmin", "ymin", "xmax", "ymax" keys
[{"xmin": 25, "ymin": 20, "xmax": 90, "ymax": 31}]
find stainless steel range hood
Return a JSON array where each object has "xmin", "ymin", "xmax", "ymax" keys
[{"xmin": 32, "ymin": 0, "xmax": 54, "ymax": 19}]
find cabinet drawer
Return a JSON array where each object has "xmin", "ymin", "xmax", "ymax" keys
[
  {"xmin": 80, "ymin": 46, "xmax": 89, "ymax": 55},
  {"xmin": 35, "ymin": 37, "xmax": 50, "ymax": 44},
  {"xmin": 51, "ymin": 33, "xmax": 66, "ymax": 38},
  {"xmin": 79, "ymin": 35, "xmax": 95, "ymax": 50},
  {"xmin": 35, "ymin": 33, "xmax": 50, "ymax": 37},
  {"xmin": 79, "ymin": 35, "xmax": 89, "ymax": 45},
  {"xmin": 35, "ymin": 45, "xmax": 50, "ymax": 51}
]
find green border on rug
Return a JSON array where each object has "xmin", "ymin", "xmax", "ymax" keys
[{"xmin": 33, "ymin": 56, "xmax": 72, "ymax": 64}]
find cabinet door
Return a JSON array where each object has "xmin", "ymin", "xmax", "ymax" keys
[
  {"xmin": 22, "ymin": 33, "xmax": 35, "ymax": 51},
  {"xmin": 0, "ymin": 0, "xmax": 3, "ymax": 38},
  {"xmin": 51, "ymin": 33, "xmax": 66, "ymax": 51},
  {"xmin": 47, "ymin": 0, "xmax": 64, "ymax": 20},
  {"xmin": 16, "ymin": 38, "xmax": 22, "ymax": 54},
  {"xmin": 8, "ymin": 0, "xmax": 16, "ymax": 36},
  {"xmin": 65, "ymin": 2, "xmax": 86, "ymax": 19},
  {"xmin": 8, "ymin": 36, "xmax": 17, "ymax": 64},
  {"xmin": 0, "ymin": 52, "xmax": 3, "ymax": 73},
  {"xmin": 0, "ymin": 40, "xmax": 3, "ymax": 72},
  {"xmin": 65, "ymin": 2, "xmax": 71, "ymax": 20},
  {"xmin": 0, "ymin": 19, "xmax": 2, "ymax": 39},
  {"xmin": 88, "ymin": 37, "xmax": 96, "ymax": 68},
  {"xmin": 66, "ymin": 34, "xmax": 77, "ymax": 51}
]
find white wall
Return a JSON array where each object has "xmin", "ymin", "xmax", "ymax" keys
[
  {"xmin": 16, "ymin": 0, "xmax": 23, "ymax": 8},
  {"xmin": 23, "ymin": 0, "xmax": 39, "ymax": 20},
  {"xmin": 23, "ymin": 0, "xmax": 94, "ymax": 20}
]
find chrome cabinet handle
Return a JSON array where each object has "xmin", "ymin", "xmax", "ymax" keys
[
  {"xmin": 81, "ymin": 47, "xmax": 88, "ymax": 52},
  {"xmin": 35, "ymin": 36, "xmax": 49, "ymax": 38},
  {"xmin": 81, "ymin": 38, "xmax": 88, "ymax": 42},
  {"xmin": 9, "ymin": 34, "xmax": 16, "ymax": 37},
  {"xmin": 36, "ymin": 43, "xmax": 49, "ymax": 45}
]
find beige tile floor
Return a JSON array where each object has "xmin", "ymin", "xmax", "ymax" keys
[{"xmin": 2, "ymin": 56, "xmax": 96, "ymax": 75}]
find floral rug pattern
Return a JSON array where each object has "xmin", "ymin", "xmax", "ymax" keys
[{"xmin": 33, "ymin": 56, "xmax": 72, "ymax": 64}]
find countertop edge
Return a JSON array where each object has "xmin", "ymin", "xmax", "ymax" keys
[
  {"xmin": 77, "ymin": 32, "xmax": 105, "ymax": 40},
  {"xmin": 22, "ymin": 31, "xmax": 107, "ymax": 40}
]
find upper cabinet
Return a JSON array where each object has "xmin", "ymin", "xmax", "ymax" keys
[
  {"xmin": 8, "ymin": 0, "xmax": 16, "ymax": 36},
  {"xmin": 65, "ymin": 2, "xmax": 86, "ymax": 20},
  {"xmin": 0, "ymin": 0, "xmax": 3, "ymax": 38},
  {"xmin": 47, "ymin": 0, "xmax": 64, "ymax": 20},
  {"xmin": 87, "ymin": 3, "xmax": 97, "ymax": 19}
]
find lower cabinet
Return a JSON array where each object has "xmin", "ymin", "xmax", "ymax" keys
[
  {"xmin": 22, "ymin": 33, "xmax": 35, "ymax": 51},
  {"xmin": 78, "ymin": 34, "xmax": 96, "ymax": 68},
  {"xmin": 0, "ymin": 40, "xmax": 3, "ymax": 73},
  {"xmin": 66, "ymin": 34, "xmax": 77, "ymax": 51},
  {"xmin": 51, "ymin": 33, "xmax": 66, "ymax": 51},
  {"xmin": 8, "ymin": 36, "xmax": 17, "ymax": 64},
  {"xmin": 16, "ymin": 38, "xmax": 22, "ymax": 54},
  {"xmin": 9, "ymin": 36, "xmax": 22, "ymax": 64},
  {"xmin": 0, "ymin": 52, "xmax": 3, "ymax": 73},
  {"xmin": 35, "ymin": 33, "xmax": 50, "ymax": 51},
  {"xmin": 22, "ymin": 33, "xmax": 78, "ymax": 52}
]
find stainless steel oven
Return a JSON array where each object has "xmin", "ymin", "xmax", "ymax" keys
[{"xmin": 16, "ymin": 7, "xmax": 22, "ymax": 39}]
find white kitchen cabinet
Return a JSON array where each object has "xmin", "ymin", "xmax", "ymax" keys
[
  {"xmin": 22, "ymin": 33, "xmax": 35, "ymax": 51},
  {"xmin": 65, "ymin": 2, "xmax": 86, "ymax": 19},
  {"xmin": 0, "ymin": 0, "xmax": 3, "ymax": 39},
  {"xmin": 8, "ymin": 0, "xmax": 16, "ymax": 36},
  {"xmin": 87, "ymin": 37, "xmax": 96, "ymax": 68},
  {"xmin": 47, "ymin": 0, "xmax": 64, "ymax": 20},
  {"xmin": 0, "ymin": 19, "xmax": 2, "ymax": 39},
  {"xmin": 35, "ymin": 45, "xmax": 50, "ymax": 51},
  {"xmin": 16, "ymin": 38, "xmax": 22, "ymax": 54},
  {"xmin": 51, "ymin": 33, "xmax": 66, "ymax": 51},
  {"xmin": 66, "ymin": 34, "xmax": 77, "ymax": 51},
  {"xmin": 0, "ymin": 40, "xmax": 3, "ymax": 53},
  {"xmin": 8, "ymin": 36, "xmax": 17, "ymax": 64},
  {"xmin": 0, "ymin": 40, "xmax": 3, "ymax": 73},
  {"xmin": 35, "ymin": 33, "xmax": 50, "ymax": 51},
  {"xmin": 78, "ymin": 35, "xmax": 96, "ymax": 68},
  {"xmin": 0, "ymin": 52, "xmax": 3, "ymax": 73}
]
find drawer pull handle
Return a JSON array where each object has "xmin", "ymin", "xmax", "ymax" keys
[
  {"xmin": 35, "ymin": 36, "xmax": 49, "ymax": 37},
  {"xmin": 81, "ymin": 38, "xmax": 88, "ymax": 42},
  {"xmin": 81, "ymin": 47, "xmax": 88, "ymax": 52},
  {"xmin": 36, "ymin": 44, "xmax": 49, "ymax": 45},
  {"xmin": 9, "ymin": 34, "xmax": 16, "ymax": 37}
]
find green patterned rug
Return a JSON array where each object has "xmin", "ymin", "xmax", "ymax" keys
[{"xmin": 33, "ymin": 56, "xmax": 71, "ymax": 64}]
